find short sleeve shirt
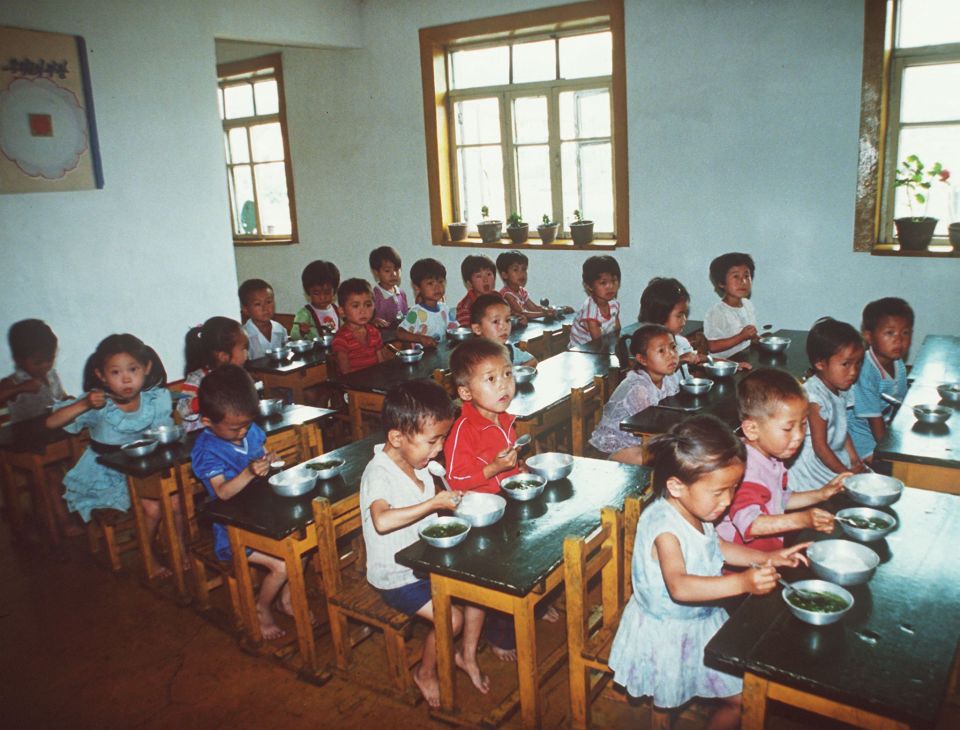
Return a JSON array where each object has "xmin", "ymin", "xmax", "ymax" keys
[
  {"xmin": 568, "ymin": 297, "xmax": 620, "ymax": 347},
  {"xmin": 500, "ymin": 286, "xmax": 530, "ymax": 309},
  {"xmin": 716, "ymin": 442, "xmax": 791, "ymax": 551},
  {"xmin": 787, "ymin": 376, "xmax": 853, "ymax": 491},
  {"xmin": 373, "ymin": 285, "xmax": 409, "ymax": 323},
  {"xmin": 848, "ymin": 349, "xmax": 908, "ymax": 458},
  {"xmin": 703, "ymin": 299, "xmax": 756, "ymax": 358},
  {"xmin": 456, "ymin": 290, "xmax": 480, "ymax": 327},
  {"xmin": 331, "ymin": 323, "xmax": 383, "ymax": 371},
  {"xmin": 6, "ymin": 367, "xmax": 67, "ymax": 423},
  {"xmin": 399, "ymin": 303, "xmax": 455, "ymax": 342},
  {"xmin": 444, "ymin": 401, "xmax": 520, "ymax": 493},
  {"xmin": 244, "ymin": 318, "xmax": 288, "ymax": 360}
]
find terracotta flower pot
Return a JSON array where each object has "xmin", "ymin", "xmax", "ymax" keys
[
  {"xmin": 570, "ymin": 220, "xmax": 594, "ymax": 246},
  {"xmin": 477, "ymin": 220, "xmax": 503, "ymax": 244},
  {"xmin": 537, "ymin": 223, "xmax": 559, "ymax": 244},
  {"xmin": 894, "ymin": 217, "xmax": 938, "ymax": 251},
  {"xmin": 949, "ymin": 223, "xmax": 960, "ymax": 248},
  {"xmin": 507, "ymin": 223, "xmax": 529, "ymax": 244},
  {"xmin": 447, "ymin": 222, "xmax": 468, "ymax": 242}
]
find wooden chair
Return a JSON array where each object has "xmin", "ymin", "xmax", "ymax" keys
[
  {"xmin": 571, "ymin": 375, "xmax": 607, "ymax": 457},
  {"xmin": 432, "ymin": 368, "xmax": 457, "ymax": 399},
  {"xmin": 275, "ymin": 312, "xmax": 295, "ymax": 333},
  {"xmin": 312, "ymin": 495, "xmax": 422, "ymax": 705},
  {"xmin": 518, "ymin": 331, "xmax": 551, "ymax": 362},
  {"xmin": 87, "ymin": 507, "xmax": 139, "ymax": 572}
]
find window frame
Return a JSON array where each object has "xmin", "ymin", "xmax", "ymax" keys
[
  {"xmin": 419, "ymin": 0, "xmax": 629, "ymax": 250},
  {"xmin": 217, "ymin": 53, "xmax": 299, "ymax": 247}
]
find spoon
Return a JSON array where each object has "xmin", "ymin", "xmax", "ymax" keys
[
  {"xmin": 427, "ymin": 460, "xmax": 454, "ymax": 491},
  {"xmin": 777, "ymin": 577, "xmax": 819, "ymax": 602},
  {"xmin": 762, "ymin": 324, "xmax": 773, "ymax": 331},
  {"xmin": 705, "ymin": 353, "xmax": 715, "ymax": 365},
  {"xmin": 880, "ymin": 392, "xmax": 903, "ymax": 407},
  {"xmin": 512, "ymin": 434, "xmax": 532, "ymax": 449}
]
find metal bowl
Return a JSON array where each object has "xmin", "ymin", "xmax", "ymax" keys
[
  {"xmin": 455, "ymin": 492, "xmax": 507, "ymax": 527},
  {"xmin": 757, "ymin": 336, "xmax": 791, "ymax": 353},
  {"xmin": 142, "ymin": 424, "xmax": 184, "ymax": 445},
  {"xmin": 937, "ymin": 383, "xmax": 960, "ymax": 404},
  {"xmin": 288, "ymin": 339, "xmax": 314, "ymax": 354},
  {"xmin": 304, "ymin": 456, "xmax": 345, "ymax": 481},
  {"xmin": 266, "ymin": 346, "xmax": 292, "ymax": 361},
  {"xmin": 513, "ymin": 365, "xmax": 536, "ymax": 385},
  {"xmin": 783, "ymin": 579, "xmax": 854, "ymax": 626},
  {"xmin": 448, "ymin": 327, "xmax": 474, "ymax": 342},
  {"xmin": 315, "ymin": 332, "xmax": 335, "ymax": 348},
  {"xmin": 680, "ymin": 377, "xmax": 713, "ymax": 396},
  {"xmin": 396, "ymin": 345, "xmax": 424, "ymax": 364},
  {"xmin": 526, "ymin": 452, "xmax": 575, "ymax": 481},
  {"xmin": 268, "ymin": 468, "xmax": 317, "ymax": 498},
  {"xmin": 808, "ymin": 539, "xmax": 880, "ymax": 586},
  {"xmin": 702, "ymin": 360, "xmax": 738, "ymax": 378},
  {"xmin": 258, "ymin": 398, "xmax": 284, "ymax": 418},
  {"xmin": 843, "ymin": 473, "xmax": 904, "ymax": 507},
  {"xmin": 419, "ymin": 516, "xmax": 471, "ymax": 548},
  {"xmin": 913, "ymin": 403, "xmax": 952, "ymax": 425},
  {"xmin": 121, "ymin": 438, "xmax": 159, "ymax": 457},
  {"xmin": 835, "ymin": 507, "xmax": 897, "ymax": 542},
  {"xmin": 500, "ymin": 473, "xmax": 547, "ymax": 501}
]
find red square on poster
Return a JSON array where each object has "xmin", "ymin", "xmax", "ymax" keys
[{"xmin": 29, "ymin": 113, "xmax": 54, "ymax": 137}]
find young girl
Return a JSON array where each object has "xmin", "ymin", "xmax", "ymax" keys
[
  {"xmin": 640, "ymin": 277, "xmax": 703, "ymax": 365},
  {"xmin": 369, "ymin": 246, "xmax": 409, "ymax": 327},
  {"xmin": 178, "ymin": 317, "xmax": 249, "ymax": 431},
  {"xmin": 608, "ymin": 416, "xmax": 809, "ymax": 729},
  {"xmin": 567, "ymin": 255, "xmax": 621, "ymax": 347},
  {"xmin": 789, "ymin": 317, "xmax": 866, "ymax": 490},
  {"xmin": 46, "ymin": 334, "xmax": 181, "ymax": 575},
  {"xmin": 589, "ymin": 325, "xmax": 682, "ymax": 465}
]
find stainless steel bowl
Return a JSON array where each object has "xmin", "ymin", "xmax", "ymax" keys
[
  {"xmin": 702, "ymin": 360, "xmax": 738, "ymax": 378},
  {"xmin": 913, "ymin": 403, "xmax": 952, "ymax": 425},
  {"xmin": 288, "ymin": 339, "xmax": 314, "ymax": 354},
  {"xmin": 315, "ymin": 332, "xmax": 335, "ymax": 348},
  {"xmin": 526, "ymin": 452, "xmax": 575, "ymax": 481},
  {"xmin": 396, "ymin": 345, "xmax": 425, "ymax": 364},
  {"xmin": 513, "ymin": 365, "xmax": 536, "ymax": 385},
  {"xmin": 448, "ymin": 327, "xmax": 474, "ymax": 342},
  {"xmin": 121, "ymin": 438, "xmax": 159, "ymax": 457},
  {"xmin": 142, "ymin": 424, "xmax": 184, "ymax": 445},
  {"xmin": 835, "ymin": 507, "xmax": 897, "ymax": 542},
  {"xmin": 843, "ymin": 473, "xmax": 903, "ymax": 507},
  {"xmin": 419, "ymin": 516, "xmax": 471, "ymax": 548},
  {"xmin": 758, "ymin": 336, "xmax": 791, "ymax": 353},
  {"xmin": 680, "ymin": 377, "xmax": 713, "ymax": 396},
  {"xmin": 500, "ymin": 473, "xmax": 547, "ymax": 501},
  {"xmin": 266, "ymin": 346, "xmax": 292, "ymax": 361},
  {"xmin": 304, "ymin": 456, "xmax": 345, "ymax": 481},
  {"xmin": 268, "ymin": 468, "xmax": 317, "ymax": 498},
  {"xmin": 808, "ymin": 539, "xmax": 880, "ymax": 586},
  {"xmin": 937, "ymin": 383, "xmax": 960, "ymax": 404},
  {"xmin": 258, "ymin": 398, "xmax": 284, "ymax": 418},
  {"xmin": 455, "ymin": 492, "xmax": 507, "ymax": 527},
  {"xmin": 782, "ymin": 579, "xmax": 854, "ymax": 626}
]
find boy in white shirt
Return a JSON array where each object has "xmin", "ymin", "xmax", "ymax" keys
[
  {"xmin": 704, "ymin": 252, "xmax": 758, "ymax": 358},
  {"xmin": 239, "ymin": 278, "xmax": 288, "ymax": 360}
]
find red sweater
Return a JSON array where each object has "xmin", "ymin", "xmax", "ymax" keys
[
  {"xmin": 444, "ymin": 400, "xmax": 520, "ymax": 493},
  {"xmin": 455, "ymin": 290, "xmax": 480, "ymax": 327}
]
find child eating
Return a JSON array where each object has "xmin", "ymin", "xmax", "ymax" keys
[
  {"xmin": 291, "ymin": 260, "xmax": 341, "ymax": 339},
  {"xmin": 240, "ymin": 278, "xmax": 288, "ymax": 359},
  {"xmin": 397, "ymin": 258, "xmax": 457, "ymax": 348},
  {"xmin": 455, "ymin": 254, "xmax": 497, "ymax": 326},
  {"xmin": 330, "ymin": 279, "xmax": 391, "ymax": 375},
  {"xmin": 495, "ymin": 250, "xmax": 552, "ymax": 324},
  {"xmin": 469, "ymin": 293, "xmax": 537, "ymax": 368},
  {"xmin": 704, "ymin": 252, "xmax": 758, "ymax": 357},
  {"xmin": 0, "ymin": 319, "xmax": 67, "ymax": 423},
  {"xmin": 568, "ymin": 255, "xmax": 621, "ymax": 347},
  {"xmin": 369, "ymin": 246, "xmax": 409, "ymax": 327},
  {"xmin": 178, "ymin": 317, "xmax": 249, "ymax": 431},
  {"xmin": 639, "ymin": 277, "xmax": 704, "ymax": 365}
]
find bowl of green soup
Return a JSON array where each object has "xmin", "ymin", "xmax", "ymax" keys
[
  {"xmin": 304, "ymin": 456, "xmax": 345, "ymax": 481},
  {"xmin": 500, "ymin": 473, "xmax": 547, "ymax": 501},
  {"xmin": 835, "ymin": 507, "xmax": 897, "ymax": 542},
  {"xmin": 782, "ymin": 579, "xmax": 854, "ymax": 626},
  {"xmin": 419, "ymin": 516, "xmax": 471, "ymax": 548}
]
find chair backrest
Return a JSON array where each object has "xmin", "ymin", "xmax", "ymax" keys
[
  {"xmin": 622, "ymin": 491, "xmax": 652, "ymax": 600},
  {"xmin": 265, "ymin": 428, "xmax": 304, "ymax": 465},
  {"xmin": 312, "ymin": 494, "xmax": 363, "ymax": 598},
  {"xmin": 433, "ymin": 368, "xmax": 457, "ymax": 399},
  {"xmin": 547, "ymin": 327, "xmax": 569, "ymax": 356},
  {"xmin": 276, "ymin": 312, "xmax": 295, "ymax": 333},
  {"xmin": 518, "ymin": 332, "xmax": 550, "ymax": 362},
  {"xmin": 570, "ymin": 375, "xmax": 607, "ymax": 457}
]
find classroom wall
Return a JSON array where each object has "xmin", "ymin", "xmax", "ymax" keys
[{"xmin": 235, "ymin": 0, "xmax": 958, "ymax": 356}]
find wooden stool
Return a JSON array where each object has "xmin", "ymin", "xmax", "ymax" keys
[
  {"xmin": 189, "ymin": 535, "xmax": 245, "ymax": 634},
  {"xmin": 87, "ymin": 508, "xmax": 138, "ymax": 572},
  {"xmin": 571, "ymin": 375, "xmax": 608, "ymax": 457}
]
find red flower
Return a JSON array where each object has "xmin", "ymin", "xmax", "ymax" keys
[{"xmin": 940, "ymin": 169, "xmax": 951, "ymax": 183}]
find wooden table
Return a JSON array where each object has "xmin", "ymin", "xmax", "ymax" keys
[
  {"xmin": 567, "ymin": 319, "xmax": 704, "ymax": 367},
  {"xmin": 508, "ymin": 311, "xmax": 575, "ymax": 360},
  {"xmin": 706, "ymin": 487, "xmax": 960, "ymax": 729},
  {"xmin": 198, "ymin": 434, "xmax": 377, "ymax": 682},
  {"xmin": 906, "ymin": 334, "xmax": 960, "ymax": 386},
  {"xmin": 396, "ymin": 457, "xmax": 650, "ymax": 728},
  {"xmin": 247, "ymin": 346, "xmax": 330, "ymax": 403}
]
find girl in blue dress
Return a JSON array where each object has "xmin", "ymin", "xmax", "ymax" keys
[{"xmin": 608, "ymin": 415, "xmax": 810, "ymax": 729}]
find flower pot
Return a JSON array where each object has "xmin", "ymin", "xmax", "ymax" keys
[
  {"xmin": 477, "ymin": 220, "xmax": 503, "ymax": 244},
  {"xmin": 507, "ymin": 223, "xmax": 529, "ymax": 244},
  {"xmin": 570, "ymin": 220, "xmax": 594, "ymax": 246},
  {"xmin": 949, "ymin": 223, "xmax": 960, "ymax": 248},
  {"xmin": 894, "ymin": 217, "xmax": 937, "ymax": 251},
  {"xmin": 447, "ymin": 222, "xmax": 468, "ymax": 242},
  {"xmin": 537, "ymin": 223, "xmax": 559, "ymax": 244}
]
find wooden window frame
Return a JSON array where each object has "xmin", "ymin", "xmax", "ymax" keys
[
  {"xmin": 419, "ymin": 0, "xmax": 629, "ymax": 250},
  {"xmin": 217, "ymin": 53, "xmax": 299, "ymax": 247}
]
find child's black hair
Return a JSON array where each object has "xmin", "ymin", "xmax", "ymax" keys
[
  {"xmin": 469, "ymin": 293, "xmax": 510, "ymax": 325},
  {"xmin": 337, "ymin": 278, "xmax": 373, "ymax": 308},
  {"xmin": 238, "ymin": 278, "xmax": 273, "ymax": 308},
  {"xmin": 369, "ymin": 246, "xmax": 402, "ymax": 271},
  {"xmin": 382, "ymin": 380, "xmax": 455, "ymax": 436},
  {"xmin": 647, "ymin": 415, "xmax": 746, "ymax": 498},
  {"xmin": 495, "ymin": 250, "xmax": 528, "ymax": 275},
  {"xmin": 618, "ymin": 324, "xmax": 673, "ymax": 373},
  {"xmin": 409, "ymin": 258, "xmax": 447, "ymax": 287},
  {"xmin": 861, "ymin": 297, "xmax": 915, "ymax": 332},
  {"xmin": 450, "ymin": 337, "xmax": 510, "ymax": 387},
  {"xmin": 806, "ymin": 317, "xmax": 864, "ymax": 366},
  {"xmin": 460, "ymin": 254, "xmax": 496, "ymax": 284},
  {"xmin": 639, "ymin": 277, "xmax": 691, "ymax": 325},
  {"xmin": 82, "ymin": 334, "xmax": 167, "ymax": 393},
  {"xmin": 184, "ymin": 317, "xmax": 245, "ymax": 374},
  {"xmin": 301, "ymin": 260, "xmax": 340, "ymax": 293},
  {"xmin": 708, "ymin": 252, "xmax": 755, "ymax": 290},
  {"xmin": 737, "ymin": 368, "xmax": 806, "ymax": 421},
  {"xmin": 8, "ymin": 319, "xmax": 57, "ymax": 363},
  {"xmin": 197, "ymin": 363, "xmax": 259, "ymax": 423},
  {"xmin": 582, "ymin": 255, "xmax": 621, "ymax": 288}
]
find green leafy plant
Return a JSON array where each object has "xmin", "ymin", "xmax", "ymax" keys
[
  {"xmin": 507, "ymin": 212, "xmax": 524, "ymax": 227},
  {"xmin": 573, "ymin": 209, "xmax": 583, "ymax": 223},
  {"xmin": 481, "ymin": 205, "xmax": 490, "ymax": 219},
  {"xmin": 896, "ymin": 154, "xmax": 950, "ymax": 220},
  {"xmin": 541, "ymin": 214, "xmax": 552, "ymax": 225}
]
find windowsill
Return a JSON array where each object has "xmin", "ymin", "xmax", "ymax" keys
[
  {"xmin": 233, "ymin": 237, "xmax": 298, "ymax": 247},
  {"xmin": 435, "ymin": 235, "xmax": 624, "ymax": 251},
  {"xmin": 870, "ymin": 242, "xmax": 958, "ymax": 258}
]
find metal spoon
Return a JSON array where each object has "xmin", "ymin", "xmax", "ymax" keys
[
  {"xmin": 513, "ymin": 434, "xmax": 532, "ymax": 449},
  {"xmin": 777, "ymin": 577, "xmax": 820, "ymax": 602},
  {"xmin": 427, "ymin": 460, "xmax": 454, "ymax": 491},
  {"xmin": 880, "ymin": 392, "xmax": 903, "ymax": 407}
]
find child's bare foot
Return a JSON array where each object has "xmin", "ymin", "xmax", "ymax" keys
[
  {"xmin": 455, "ymin": 651, "xmax": 490, "ymax": 694},
  {"xmin": 541, "ymin": 605, "xmax": 561, "ymax": 623},
  {"xmin": 257, "ymin": 605, "xmax": 286, "ymax": 641},
  {"xmin": 151, "ymin": 561, "xmax": 174, "ymax": 580},
  {"xmin": 491, "ymin": 645, "xmax": 517, "ymax": 662},
  {"xmin": 275, "ymin": 599, "xmax": 318, "ymax": 627},
  {"xmin": 413, "ymin": 664, "xmax": 441, "ymax": 707}
]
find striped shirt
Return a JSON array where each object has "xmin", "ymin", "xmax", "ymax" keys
[
  {"xmin": 568, "ymin": 296, "xmax": 620, "ymax": 347},
  {"xmin": 331, "ymin": 323, "xmax": 383, "ymax": 371}
]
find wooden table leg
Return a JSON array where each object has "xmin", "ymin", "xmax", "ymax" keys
[
  {"xmin": 26, "ymin": 455, "xmax": 61, "ymax": 547},
  {"xmin": 127, "ymin": 478, "xmax": 157, "ymax": 579},
  {"xmin": 282, "ymin": 537, "xmax": 319, "ymax": 677},
  {"xmin": 741, "ymin": 672, "xmax": 769, "ymax": 730},
  {"xmin": 156, "ymin": 473, "xmax": 188, "ymax": 602},
  {"xmin": 513, "ymin": 596, "xmax": 541, "ymax": 729},
  {"xmin": 229, "ymin": 526, "xmax": 262, "ymax": 646},
  {"xmin": 0, "ymin": 455, "xmax": 26, "ymax": 541},
  {"xmin": 432, "ymin": 574, "xmax": 457, "ymax": 715}
]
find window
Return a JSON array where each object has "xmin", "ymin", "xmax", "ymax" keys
[
  {"xmin": 420, "ymin": 0, "xmax": 628, "ymax": 248},
  {"xmin": 854, "ymin": 0, "xmax": 960, "ymax": 253},
  {"xmin": 217, "ymin": 54, "xmax": 298, "ymax": 245}
]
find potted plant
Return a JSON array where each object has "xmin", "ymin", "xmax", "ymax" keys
[
  {"xmin": 948, "ymin": 177, "xmax": 960, "ymax": 248},
  {"xmin": 476, "ymin": 205, "xmax": 503, "ymax": 243},
  {"xmin": 447, "ymin": 220, "xmax": 468, "ymax": 242},
  {"xmin": 894, "ymin": 154, "xmax": 950, "ymax": 251},
  {"xmin": 537, "ymin": 214, "xmax": 559, "ymax": 244},
  {"xmin": 569, "ymin": 209, "xmax": 594, "ymax": 245},
  {"xmin": 506, "ymin": 212, "xmax": 528, "ymax": 244}
]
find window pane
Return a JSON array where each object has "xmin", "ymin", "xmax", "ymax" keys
[
  {"xmin": 515, "ymin": 145, "xmax": 552, "ymax": 225},
  {"xmin": 898, "ymin": 0, "xmax": 960, "ymax": 48},
  {"xmin": 458, "ymin": 145, "xmax": 505, "ymax": 224},
  {"xmin": 895, "ymin": 125, "xmax": 960, "ymax": 235},
  {"xmin": 454, "ymin": 98, "xmax": 501, "ymax": 145},
  {"xmin": 254, "ymin": 162, "xmax": 292, "ymax": 236},
  {"xmin": 223, "ymin": 83, "xmax": 254, "ymax": 119},
  {"xmin": 451, "ymin": 46, "xmax": 509, "ymax": 89},
  {"xmin": 512, "ymin": 96, "xmax": 548, "ymax": 144},
  {"xmin": 217, "ymin": 89, "xmax": 224, "ymax": 120},
  {"xmin": 561, "ymin": 141, "xmax": 613, "ymax": 233},
  {"xmin": 559, "ymin": 32, "xmax": 612, "ymax": 79},
  {"xmin": 512, "ymin": 39, "xmax": 556, "ymax": 83},
  {"xmin": 253, "ymin": 79, "xmax": 279, "ymax": 115},
  {"xmin": 250, "ymin": 122, "xmax": 284, "ymax": 162},
  {"xmin": 901, "ymin": 63, "xmax": 960, "ymax": 123},
  {"xmin": 231, "ymin": 165, "xmax": 257, "ymax": 235},
  {"xmin": 559, "ymin": 89, "xmax": 611, "ymax": 140},
  {"xmin": 228, "ymin": 127, "xmax": 250, "ymax": 164}
]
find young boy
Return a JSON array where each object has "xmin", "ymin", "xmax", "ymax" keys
[
  {"xmin": 568, "ymin": 255, "xmax": 621, "ymax": 347},
  {"xmin": 291, "ymin": 260, "xmax": 341, "ymax": 339},
  {"xmin": 849, "ymin": 297, "xmax": 913, "ymax": 460},
  {"xmin": 469, "ymin": 294, "xmax": 537, "ymax": 368},
  {"xmin": 191, "ymin": 365, "xmax": 291, "ymax": 641},
  {"xmin": 369, "ymin": 246, "xmax": 409, "ymax": 327},
  {"xmin": 397, "ymin": 258, "xmax": 457, "ymax": 348},
  {"xmin": 361, "ymin": 380, "xmax": 488, "ymax": 706},
  {"xmin": 0, "ymin": 319, "xmax": 67, "ymax": 423},
  {"xmin": 330, "ymin": 279, "xmax": 392, "ymax": 375},
  {"xmin": 455, "ymin": 254, "xmax": 497, "ymax": 326},
  {"xmin": 716, "ymin": 368, "xmax": 846, "ymax": 552},
  {"xmin": 704, "ymin": 252, "xmax": 758, "ymax": 358},
  {"xmin": 240, "ymin": 278, "xmax": 288, "ymax": 360},
  {"xmin": 495, "ymin": 250, "xmax": 552, "ymax": 324}
]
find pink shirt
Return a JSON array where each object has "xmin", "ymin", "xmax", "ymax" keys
[
  {"xmin": 717, "ymin": 442, "xmax": 791, "ymax": 551},
  {"xmin": 568, "ymin": 296, "xmax": 620, "ymax": 347}
]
